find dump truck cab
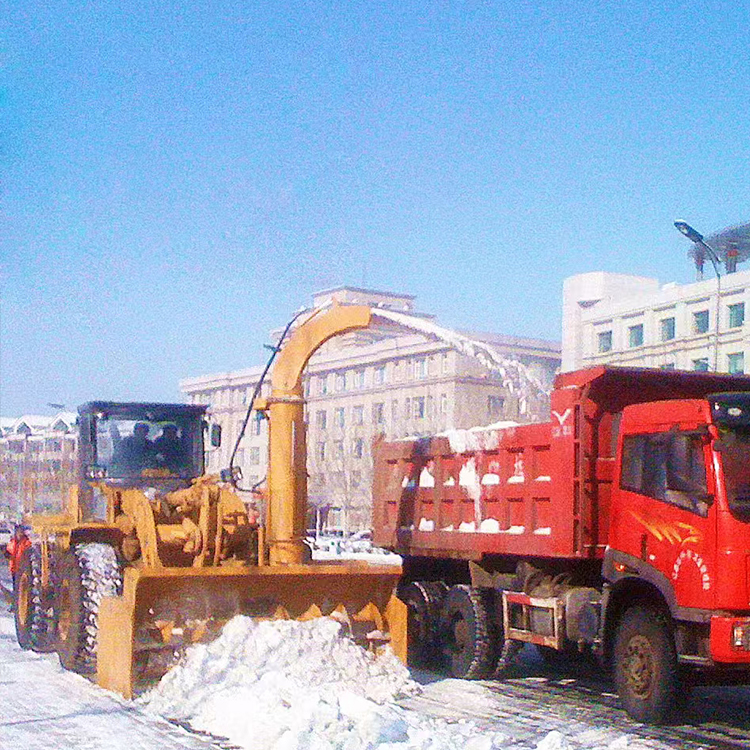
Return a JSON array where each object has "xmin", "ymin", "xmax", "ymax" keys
[{"xmin": 74, "ymin": 401, "xmax": 212, "ymax": 523}]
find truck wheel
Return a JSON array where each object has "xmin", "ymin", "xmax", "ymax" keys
[
  {"xmin": 14, "ymin": 546, "xmax": 56, "ymax": 652},
  {"xmin": 439, "ymin": 584, "xmax": 497, "ymax": 679},
  {"xmin": 400, "ymin": 581, "xmax": 446, "ymax": 667},
  {"xmin": 55, "ymin": 543, "xmax": 123, "ymax": 674},
  {"xmin": 613, "ymin": 606, "xmax": 678, "ymax": 724}
]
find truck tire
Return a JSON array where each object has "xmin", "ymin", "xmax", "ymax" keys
[
  {"xmin": 613, "ymin": 606, "xmax": 678, "ymax": 724},
  {"xmin": 55, "ymin": 543, "xmax": 123, "ymax": 674},
  {"xmin": 440, "ymin": 584, "xmax": 497, "ymax": 679},
  {"xmin": 14, "ymin": 546, "xmax": 56, "ymax": 652},
  {"xmin": 400, "ymin": 581, "xmax": 446, "ymax": 667}
]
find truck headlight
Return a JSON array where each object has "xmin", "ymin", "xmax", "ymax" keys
[{"xmin": 732, "ymin": 621, "xmax": 750, "ymax": 650}]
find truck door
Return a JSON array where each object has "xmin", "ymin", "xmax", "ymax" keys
[{"xmin": 616, "ymin": 429, "xmax": 715, "ymax": 611}]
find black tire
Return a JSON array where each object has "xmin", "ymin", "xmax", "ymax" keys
[
  {"xmin": 613, "ymin": 606, "xmax": 678, "ymax": 724},
  {"xmin": 14, "ymin": 546, "xmax": 56, "ymax": 652},
  {"xmin": 439, "ymin": 585, "xmax": 498, "ymax": 679},
  {"xmin": 55, "ymin": 543, "xmax": 122, "ymax": 674},
  {"xmin": 400, "ymin": 581, "xmax": 447, "ymax": 667}
]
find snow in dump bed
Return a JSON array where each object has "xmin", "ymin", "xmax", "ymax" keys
[{"xmin": 143, "ymin": 616, "xmax": 657, "ymax": 750}]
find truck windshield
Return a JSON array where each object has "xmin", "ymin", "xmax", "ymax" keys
[
  {"xmin": 717, "ymin": 433, "xmax": 750, "ymax": 523},
  {"xmin": 709, "ymin": 393, "xmax": 750, "ymax": 523},
  {"xmin": 95, "ymin": 415, "xmax": 202, "ymax": 480}
]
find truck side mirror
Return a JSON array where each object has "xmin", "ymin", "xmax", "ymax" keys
[{"xmin": 210, "ymin": 424, "xmax": 222, "ymax": 448}]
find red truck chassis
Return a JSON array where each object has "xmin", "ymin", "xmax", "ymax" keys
[{"xmin": 373, "ymin": 366, "xmax": 750, "ymax": 723}]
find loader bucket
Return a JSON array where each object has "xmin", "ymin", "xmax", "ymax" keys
[{"xmin": 96, "ymin": 562, "xmax": 406, "ymax": 699}]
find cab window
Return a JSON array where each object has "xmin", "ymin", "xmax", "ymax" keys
[{"xmin": 620, "ymin": 431, "xmax": 709, "ymax": 517}]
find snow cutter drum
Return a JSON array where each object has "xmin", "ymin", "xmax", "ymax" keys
[{"xmin": 97, "ymin": 563, "xmax": 406, "ymax": 698}]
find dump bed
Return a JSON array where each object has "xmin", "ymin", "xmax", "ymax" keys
[{"xmin": 372, "ymin": 366, "xmax": 750, "ymax": 562}]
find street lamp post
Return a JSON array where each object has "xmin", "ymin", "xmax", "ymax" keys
[{"xmin": 674, "ymin": 220, "xmax": 722, "ymax": 372}]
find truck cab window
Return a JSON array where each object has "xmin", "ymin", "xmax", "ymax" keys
[{"xmin": 621, "ymin": 432, "xmax": 709, "ymax": 517}]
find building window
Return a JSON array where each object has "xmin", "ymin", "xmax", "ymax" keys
[
  {"xmin": 335, "ymin": 373, "xmax": 346, "ymax": 392},
  {"xmin": 351, "ymin": 470, "xmax": 362, "ymax": 488},
  {"xmin": 372, "ymin": 402, "xmax": 385, "ymax": 424},
  {"xmin": 414, "ymin": 396, "xmax": 426, "ymax": 419},
  {"xmin": 628, "ymin": 324, "xmax": 644, "ymax": 348},
  {"xmin": 353, "ymin": 370, "xmax": 366, "ymax": 389},
  {"xmin": 728, "ymin": 352, "xmax": 745, "ymax": 374},
  {"xmin": 374, "ymin": 365, "xmax": 386, "ymax": 385},
  {"xmin": 660, "ymin": 317, "xmax": 676, "ymax": 341},
  {"xmin": 316, "ymin": 410, "xmax": 327, "ymax": 430},
  {"xmin": 597, "ymin": 331, "xmax": 613, "ymax": 353},
  {"xmin": 404, "ymin": 397, "xmax": 411, "ymax": 419},
  {"xmin": 334, "ymin": 407, "xmax": 345, "ymax": 428},
  {"xmin": 441, "ymin": 393, "xmax": 448, "ymax": 414},
  {"xmin": 693, "ymin": 310, "xmax": 710, "ymax": 335},
  {"xmin": 251, "ymin": 414, "xmax": 263, "ymax": 436},
  {"xmin": 352, "ymin": 405, "xmax": 364, "ymax": 425},
  {"xmin": 442, "ymin": 354, "xmax": 450, "ymax": 373},
  {"xmin": 488, "ymin": 395, "xmax": 504, "ymax": 419},
  {"xmin": 391, "ymin": 400, "xmax": 398, "ymax": 420},
  {"xmin": 729, "ymin": 302, "xmax": 745, "ymax": 329},
  {"xmin": 318, "ymin": 375, "xmax": 329, "ymax": 396},
  {"xmin": 248, "ymin": 447, "xmax": 260, "ymax": 465},
  {"xmin": 316, "ymin": 442, "xmax": 326, "ymax": 461},
  {"xmin": 353, "ymin": 438, "xmax": 364, "ymax": 459},
  {"xmin": 414, "ymin": 359, "xmax": 427, "ymax": 380},
  {"xmin": 334, "ymin": 440, "xmax": 344, "ymax": 459},
  {"xmin": 692, "ymin": 358, "xmax": 709, "ymax": 372}
]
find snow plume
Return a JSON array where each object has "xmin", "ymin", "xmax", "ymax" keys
[{"xmin": 371, "ymin": 308, "xmax": 550, "ymax": 397}]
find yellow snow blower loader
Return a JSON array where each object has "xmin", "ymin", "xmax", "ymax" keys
[{"xmin": 14, "ymin": 305, "xmax": 406, "ymax": 698}]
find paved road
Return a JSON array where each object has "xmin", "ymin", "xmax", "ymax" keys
[{"xmin": 405, "ymin": 653, "xmax": 750, "ymax": 750}]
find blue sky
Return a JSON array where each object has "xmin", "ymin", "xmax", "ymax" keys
[{"xmin": 3, "ymin": 1, "xmax": 750, "ymax": 415}]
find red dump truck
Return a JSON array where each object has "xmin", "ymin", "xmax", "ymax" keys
[{"xmin": 373, "ymin": 365, "xmax": 750, "ymax": 723}]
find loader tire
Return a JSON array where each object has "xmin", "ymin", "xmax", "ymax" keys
[
  {"xmin": 440, "ymin": 585, "xmax": 498, "ymax": 679},
  {"xmin": 14, "ymin": 546, "xmax": 56, "ymax": 652},
  {"xmin": 401, "ymin": 581, "xmax": 447, "ymax": 667},
  {"xmin": 613, "ymin": 605, "xmax": 678, "ymax": 724},
  {"xmin": 55, "ymin": 543, "xmax": 123, "ymax": 674}
]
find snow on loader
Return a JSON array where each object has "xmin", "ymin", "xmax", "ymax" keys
[{"xmin": 14, "ymin": 304, "xmax": 406, "ymax": 698}]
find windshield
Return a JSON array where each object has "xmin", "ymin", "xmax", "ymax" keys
[
  {"xmin": 717, "ymin": 429, "xmax": 750, "ymax": 524},
  {"xmin": 710, "ymin": 393, "xmax": 750, "ymax": 523},
  {"xmin": 95, "ymin": 414, "xmax": 203, "ymax": 480}
]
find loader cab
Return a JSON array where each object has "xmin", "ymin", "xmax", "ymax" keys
[{"xmin": 77, "ymin": 402, "xmax": 209, "ymax": 496}]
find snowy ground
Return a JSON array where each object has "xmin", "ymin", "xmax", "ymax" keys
[{"xmin": 0, "ymin": 557, "xmax": 740, "ymax": 750}]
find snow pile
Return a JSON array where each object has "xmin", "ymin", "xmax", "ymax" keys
[{"xmin": 145, "ymin": 615, "xmax": 546, "ymax": 750}]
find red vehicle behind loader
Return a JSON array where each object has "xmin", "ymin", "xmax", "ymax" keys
[{"xmin": 373, "ymin": 365, "xmax": 750, "ymax": 723}]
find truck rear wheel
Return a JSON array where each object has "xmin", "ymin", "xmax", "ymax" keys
[
  {"xmin": 14, "ymin": 546, "xmax": 55, "ymax": 652},
  {"xmin": 55, "ymin": 543, "xmax": 123, "ymax": 674},
  {"xmin": 613, "ymin": 606, "xmax": 678, "ymax": 724},
  {"xmin": 400, "ymin": 581, "xmax": 447, "ymax": 667},
  {"xmin": 440, "ymin": 584, "xmax": 497, "ymax": 679}
]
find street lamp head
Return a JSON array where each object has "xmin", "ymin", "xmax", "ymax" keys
[{"xmin": 674, "ymin": 220, "xmax": 704, "ymax": 244}]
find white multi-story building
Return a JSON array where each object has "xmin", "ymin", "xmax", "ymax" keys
[
  {"xmin": 562, "ymin": 270, "xmax": 749, "ymax": 374},
  {"xmin": 0, "ymin": 412, "xmax": 78, "ymax": 519},
  {"xmin": 181, "ymin": 287, "xmax": 561, "ymax": 533}
]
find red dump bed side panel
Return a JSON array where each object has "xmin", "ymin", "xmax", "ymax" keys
[{"xmin": 371, "ymin": 377, "xmax": 607, "ymax": 560}]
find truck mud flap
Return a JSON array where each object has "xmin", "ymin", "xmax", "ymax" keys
[{"xmin": 96, "ymin": 563, "xmax": 406, "ymax": 699}]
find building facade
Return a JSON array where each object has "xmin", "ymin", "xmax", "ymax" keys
[
  {"xmin": 562, "ymin": 270, "xmax": 750, "ymax": 374},
  {"xmin": 181, "ymin": 287, "xmax": 561, "ymax": 534},
  {"xmin": 0, "ymin": 413, "xmax": 78, "ymax": 520}
]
